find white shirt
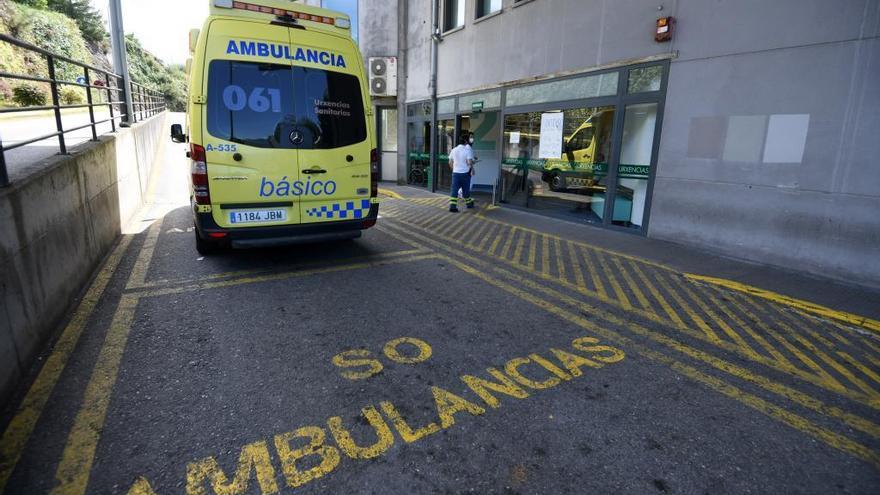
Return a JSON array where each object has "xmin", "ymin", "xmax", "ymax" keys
[{"xmin": 449, "ymin": 144, "xmax": 475, "ymax": 174}]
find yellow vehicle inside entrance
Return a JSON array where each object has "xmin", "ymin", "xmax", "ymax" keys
[{"xmin": 172, "ymin": 0, "xmax": 377, "ymax": 254}]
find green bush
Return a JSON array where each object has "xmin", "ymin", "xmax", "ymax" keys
[
  {"xmin": 13, "ymin": 3, "xmax": 91, "ymax": 82},
  {"xmin": 60, "ymin": 86, "xmax": 84, "ymax": 105},
  {"xmin": 12, "ymin": 84, "xmax": 48, "ymax": 106},
  {"xmin": 0, "ymin": 79, "xmax": 14, "ymax": 107},
  {"xmin": 11, "ymin": 0, "xmax": 48, "ymax": 9},
  {"xmin": 47, "ymin": 0, "xmax": 106, "ymax": 44}
]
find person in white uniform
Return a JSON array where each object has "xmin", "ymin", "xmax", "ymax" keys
[{"xmin": 448, "ymin": 132, "xmax": 476, "ymax": 212}]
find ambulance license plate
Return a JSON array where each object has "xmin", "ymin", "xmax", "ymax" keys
[{"xmin": 229, "ymin": 209, "xmax": 286, "ymax": 224}]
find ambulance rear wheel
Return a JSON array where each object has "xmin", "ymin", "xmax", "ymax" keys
[
  {"xmin": 548, "ymin": 172, "xmax": 565, "ymax": 191},
  {"xmin": 195, "ymin": 231, "xmax": 221, "ymax": 255}
]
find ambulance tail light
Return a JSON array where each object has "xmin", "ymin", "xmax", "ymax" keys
[
  {"xmin": 370, "ymin": 148, "xmax": 379, "ymax": 198},
  {"xmin": 190, "ymin": 143, "xmax": 211, "ymax": 205}
]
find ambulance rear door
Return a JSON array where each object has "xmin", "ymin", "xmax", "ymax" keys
[
  {"xmin": 289, "ymin": 30, "xmax": 373, "ymax": 224},
  {"xmin": 202, "ymin": 19, "xmax": 302, "ymax": 228}
]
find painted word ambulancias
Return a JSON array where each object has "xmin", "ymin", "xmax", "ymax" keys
[
  {"xmin": 226, "ymin": 40, "xmax": 347, "ymax": 68},
  {"xmin": 178, "ymin": 335, "xmax": 625, "ymax": 495}
]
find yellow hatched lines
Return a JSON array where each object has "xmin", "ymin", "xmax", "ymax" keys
[
  {"xmin": 565, "ymin": 241, "xmax": 587, "ymax": 291},
  {"xmin": 554, "ymin": 239, "xmax": 566, "ymax": 283},
  {"xmin": 581, "ymin": 247, "xmax": 608, "ymax": 299},
  {"xmin": 627, "ymin": 260, "xmax": 687, "ymax": 328},
  {"xmin": 738, "ymin": 294, "xmax": 880, "ymax": 401},
  {"xmin": 377, "ymin": 221, "xmax": 880, "ymax": 467},
  {"xmin": 512, "ymin": 230, "xmax": 527, "ymax": 265},
  {"xmin": 724, "ymin": 291, "xmax": 846, "ymax": 393},
  {"xmin": 385, "ymin": 199, "xmax": 880, "ymax": 406},
  {"xmin": 610, "ymin": 257, "xmax": 651, "ymax": 312},
  {"xmin": 664, "ymin": 274, "xmax": 762, "ymax": 360},
  {"xmin": 540, "ymin": 235, "xmax": 551, "ymax": 277},
  {"xmin": 526, "ymin": 232, "xmax": 537, "ymax": 270}
]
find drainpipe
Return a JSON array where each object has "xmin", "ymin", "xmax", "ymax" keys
[{"xmin": 429, "ymin": 0, "xmax": 440, "ymax": 191}]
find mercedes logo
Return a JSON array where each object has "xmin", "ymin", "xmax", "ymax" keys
[{"xmin": 289, "ymin": 130, "xmax": 303, "ymax": 144}]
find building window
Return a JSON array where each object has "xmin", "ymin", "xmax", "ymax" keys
[
  {"xmin": 505, "ymin": 72, "xmax": 619, "ymax": 107},
  {"xmin": 627, "ymin": 66, "xmax": 663, "ymax": 94},
  {"xmin": 443, "ymin": 0, "xmax": 465, "ymax": 31},
  {"xmin": 380, "ymin": 108, "xmax": 398, "ymax": 152},
  {"xmin": 476, "ymin": 0, "xmax": 502, "ymax": 18}
]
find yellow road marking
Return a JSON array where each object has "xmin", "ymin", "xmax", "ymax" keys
[
  {"xmin": 125, "ymin": 221, "xmax": 162, "ymax": 289},
  {"xmin": 446, "ymin": 212, "xmax": 476, "ymax": 239},
  {"xmin": 527, "ymin": 232, "xmax": 537, "ymax": 271},
  {"xmin": 627, "ymin": 260, "xmax": 686, "ymax": 328},
  {"xmin": 49, "ymin": 241, "xmax": 434, "ymax": 493},
  {"xmin": 126, "ymin": 477, "xmax": 158, "ymax": 495},
  {"xmin": 730, "ymin": 291, "xmax": 847, "ymax": 392},
  {"xmin": 596, "ymin": 251, "xmax": 632, "ymax": 311},
  {"xmin": 139, "ymin": 249, "xmax": 425, "ymax": 290},
  {"xmin": 512, "ymin": 231, "xmax": 527, "ymax": 265},
  {"xmin": 827, "ymin": 326, "xmax": 855, "ymax": 348},
  {"xmin": 489, "ymin": 225, "xmax": 506, "ymax": 256},
  {"xmin": 701, "ymin": 286, "xmax": 795, "ymax": 368},
  {"xmin": 391, "ymin": 213, "xmax": 878, "ymax": 407},
  {"xmin": 52, "ymin": 294, "xmax": 139, "ymax": 494},
  {"xmin": 380, "ymin": 220, "xmax": 880, "ymax": 428},
  {"xmin": 140, "ymin": 253, "xmax": 439, "ymax": 299},
  {"xmin": 477, "ymin": 222, "xmax": 500, "ymax": 252},
  {"xmin": 378, "ymin": 222, "xmax": 880, "ymax": 465},
  {"xmin": 554, "ymin": 238, "xmax": 566, "ymax": 283},
  {"xmin": 610, "ymin": 257, "xmax": 651, "ymax": 311},
  {"xmin": 500, "ymin": 227, "xmax": 517, "ymax": 260},
  {"xmin": 581, "ymin": 247, "xmax": 608, "ymax": 299},
  {"xmin": 667, "ymin": 274, "xmax": 761, "ymax": 359},
  {"xmin": 407, "ymin": 196, "xmax": 873, "ymax": 340},
  {"xmin": 763, "ymin": 304, "xmax": 880, "ymax": 399},
  {"xmin": 566, "ymin": 241, "xmax": 587, "ymax": 290},
  {"xmin": 466, "ymin": 219, "xmax": 494, "ymax": 250},
  {"xmin": 686, "ymin": 274, "xmax": 880, "ymax": 335},
  {"xmin": 377, "ymin": 188, "xmax": 403, "ymax": 200},
  {"xmin": 541, "ymin": 235, "xmax": 550, "ymax": 278},
  {"xmin": 0, "ymin": 236, "xmax": 133, "ymax": 493},
  {"xmin": 837, "ymin": 351, "xmax": 880, "ymax": 387}
]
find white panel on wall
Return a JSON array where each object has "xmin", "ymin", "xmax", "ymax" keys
[
  {"xmin": 763, "ymin": 114, "xmax": 810, "ymax": 163},
  {"xmin": 723, "ymin": 115, "xmax": 768, "ymax": 163}
]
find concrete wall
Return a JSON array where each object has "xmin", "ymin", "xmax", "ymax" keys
[
  {"xmin": 649, "ymin": 0, "xmax": 880, "ymax": 287},
  {"xmin": 432, "ymin": 0, "xmax": 672, "ymax": 97},
  {"xmin": 0, "ymin": 113, "xmax": 167, "ymax": 405},
  {"xmin": 393, "ymin": 0, "xmax": 880, "ymax": 286}
]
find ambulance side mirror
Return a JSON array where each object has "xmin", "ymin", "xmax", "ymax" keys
[{"xmin": 170, "ymin": 124, "xmax": 186, "ymax": 143}]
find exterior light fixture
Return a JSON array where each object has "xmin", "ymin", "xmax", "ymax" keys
[{"xmin": 655, "ymin": 16, "xmax": 674, "ymax": 42}]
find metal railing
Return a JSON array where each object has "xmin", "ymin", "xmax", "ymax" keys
[{"xmin": 0, "ymin": 33, "xmax": 166, "ymax": 187}]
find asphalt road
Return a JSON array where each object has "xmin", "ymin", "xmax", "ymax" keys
[
  {"xmin": 0, "ymin": 109, "xmax": 113, "ymax": 180},
  {"xmin": 1, "ymin": 122, "xmax": 879, "ymax": 494}
]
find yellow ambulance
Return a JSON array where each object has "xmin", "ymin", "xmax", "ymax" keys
[{"xmin": 171, "ymin": 0, "xmax": 377, "ymax": 254}]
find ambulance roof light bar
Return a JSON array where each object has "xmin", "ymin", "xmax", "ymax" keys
[{"xmin": 213, "ymin": 0, "xmax": 350, "ymax": 29}]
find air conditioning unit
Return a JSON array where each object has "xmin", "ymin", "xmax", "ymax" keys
[{"xmin": 368, "ymin": 57, "xmax": 397, "ymax": 97}]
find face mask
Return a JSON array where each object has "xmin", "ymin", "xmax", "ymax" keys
[{"xmin": 468, "ymin": 137, "xmax": 475, "ymax": 144}]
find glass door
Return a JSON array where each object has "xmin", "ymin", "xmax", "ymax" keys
[
  {"xmin": 406, "ymin": 121, "xmax": 431, "ymax": 188},
  {"xmin": 435, "ymin": 119, "xmax": 456, "ymax": 192},
  {"xmin": 612, "ymin": 103, "xmax": 658, "ymax": 230}
]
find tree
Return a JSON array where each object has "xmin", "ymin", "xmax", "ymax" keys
[
  {"xmin": 11, "ymin": 0, "xmax": 48, "ymax": 9},
  {"xmin": 46, "ymin": 0, "xmax": 106, "ymax": 44}
]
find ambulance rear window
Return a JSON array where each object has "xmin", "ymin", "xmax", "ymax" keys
[{"xmin": 206, "ymin": 60, "xmax": 366, "ymax": 149}]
